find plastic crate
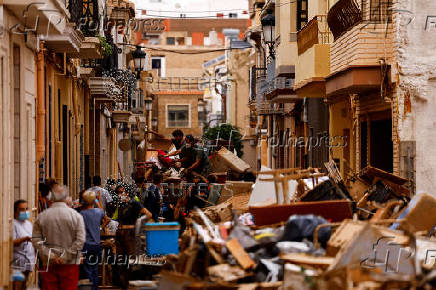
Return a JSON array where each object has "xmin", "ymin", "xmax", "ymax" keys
[{"xmin": 145, "ymin": 222, "xmax": 180, "ymax": 256}]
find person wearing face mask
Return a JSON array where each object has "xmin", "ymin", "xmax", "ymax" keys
[{"xmin": 13, "ymin": 199, "xmax": 35, "ymax": 289}]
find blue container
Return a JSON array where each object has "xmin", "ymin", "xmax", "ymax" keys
[{"xmin": 145, "ymin": 222, "xmax": 180, "ymax": 256}]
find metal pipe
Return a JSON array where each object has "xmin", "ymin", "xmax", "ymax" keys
[
  {"xmin": 72, "ymin": 78, "xmax": 80, "ymax": 135},
  {"xmin": 36, "ymin": 41, "xmax": 45, "ymax": 162}
]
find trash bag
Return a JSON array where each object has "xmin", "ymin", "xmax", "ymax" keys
[
  {"xmin": 281, "ymin": 214, "xmax": 331, "ymax": 248},
  {"xmin": 229, "ymin": 223, "xmax": 259, "ymax": 250},
  {"xmin": 228, "ymin": 214, "xmax": 259, "ymax": 250}
]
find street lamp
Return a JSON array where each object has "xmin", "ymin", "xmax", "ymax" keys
[
  {"xmin": 261, "ymin": 10, "xmax": 276, "ymax": 59},
  {"xmin": 144, "ymin": 97, "xmax": 153, "ymax": 112},
  {"xmin": 132, "ymin": 46, "xmax": 146, "ymax": 79}
]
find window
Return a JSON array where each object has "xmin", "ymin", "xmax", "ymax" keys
[
  {"xmin": 166, "ymin": 37, "xmax": 175, "ymax": 45},
  {"xmin": 229, "ymin": 13, "xmax": 238, "ymax": 18},
  {"xmin": 142, "ymin": 33, "xmax": 160, "ymax": 45},
  {"xmin": 151, "ymin": 56, "xmax": 165, "ymax": 77},
  {"xmin": 176, "ymin": 37, "xmax": 185, "ymax": 45},
  {"xmin": 167, "ymin": 105, "xmax": 190, "ymax": 128},
  {"xmin": 297, "ymin": 0, "xmax": 308, "ymax": 31}
]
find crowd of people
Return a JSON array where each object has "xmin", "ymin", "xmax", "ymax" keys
[{"xmin": 12, "ymin": 129, "xmax": 213, "ymax": 290}]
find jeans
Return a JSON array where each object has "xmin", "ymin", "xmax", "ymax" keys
[{"xmin": 81, "ymin": 243, "xmax": 101, "ymax": 290}]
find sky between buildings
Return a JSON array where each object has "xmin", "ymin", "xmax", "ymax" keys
[{"xmin": 133, "ymin": 0, "xmax": 249, "ymax": 19}]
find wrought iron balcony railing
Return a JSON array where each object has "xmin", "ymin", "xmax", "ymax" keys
[
  {"xmin": 67, "ymin": 0, "xmax": 100, "ymax": 36},
  {"xmin": 257, "ymin": 101, "xmax": 284, "ymax": 115},
  {"xmin": 257, "ymin": 76, "xmax": 295, "ymax": 98}
]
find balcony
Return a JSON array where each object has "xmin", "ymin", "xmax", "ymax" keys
[
  {"xmin": 111, "ymin": 110, "xmax": 133, "ymax": 123},
  {"xmin": 257, "ymin": 76, "xmax": 298, "ymax": 102},
  {"xmin": 4, "ymin": 0, "xmax": 83, "ymax": 53},
  {"xmin": 79, "ymin": 37, "xmax": 103, "ymax": 59},
  {"xmin": 257, "ymin": 101, "xmax": 285, "ymax": 116},
  {"xmin": 43, "ymin": 23, "xmax": 84, "ymax": 54},
  {"xmin": 326, "ymin": 0, "xmax": 394, "ymax": 97},
  {"xmin": 78, "ymin": 67, "xmax": 94, "ymax": 80},
  {"xmin": 297, "ymin": 15, "xmax": 331, "ymax": 55},
  {"xmin": 295, "ymin": 15, "xmax": 331, "ymax": 98},
  {"xmin": 327, "ymin": 0, "xmax": 362, "ymax": 41},
  {"xmin": 327, "ymin": 0, "xmax": 394, "ymax": 74},
  {"xmin": 107, "ymin": 0, "xmax": 135, "ymax": 22},
  {"xmin": 88, "ymin": 77, "xmax": 119, "ymax": 98}
]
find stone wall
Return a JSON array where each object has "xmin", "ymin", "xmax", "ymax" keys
[{"xmin": 395, "ymin": 0, "xmax": 436, "ymax": 194}]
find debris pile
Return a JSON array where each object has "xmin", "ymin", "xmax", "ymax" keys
[{"xmin": 155, "ymin": 160, "xmax": 436, "ymax": 289}]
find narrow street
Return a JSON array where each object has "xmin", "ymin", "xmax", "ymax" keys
[{"xmin": 1, "ymin": 0, "xmax": 436, "ymax": 289}]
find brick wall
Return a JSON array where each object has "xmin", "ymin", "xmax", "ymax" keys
[
  {"xmin": 155, "ymin": 92, "xmax": 203, "ymax": 137},
  {"xmin": 330, "ymin": 23, "xmax": 394, "ymax": 74}
]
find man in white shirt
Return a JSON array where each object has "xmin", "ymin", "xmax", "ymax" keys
[
  {"xmin": 89, "ymin": 175, "xmax": 113, "ymax": 212},
  {"xmin": 33, "ymin": 184, "xmax": 86, "ymax": 290},
  {"xmin": 13, "ymin": 199, "xmax": 35, "ymax": 289}
]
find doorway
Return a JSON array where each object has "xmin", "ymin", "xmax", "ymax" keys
[{"xmin": 62, "ymin": 105, "xmax": 69, "ymax": 185}]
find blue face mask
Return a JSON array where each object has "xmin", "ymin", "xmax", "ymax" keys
[
  {"xmin": 18, "ymin": 211, "xmax": 30, "ymax": 221},
  {"xmin": 12, "ymin": 270, "xmax": 25, "ymax": 282}
]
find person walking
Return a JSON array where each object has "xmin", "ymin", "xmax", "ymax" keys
[
  {"xmin": 12, "ymin": 199, "xmax": 35, "ymax": 290},
  {"xmin": 80, "ymin": 190, "xmax": 108, "ymax": 290},
  {"xmin": 32, "ymin": 184, "xmax": 86, "ymax": 290}
]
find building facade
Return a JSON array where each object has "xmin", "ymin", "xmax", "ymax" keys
[
  {"xmin": 246, "ymin": 0, "xmax": 330, "ymax": 171},
  {"xmin": 136, "ymin": 18, "xmax": 250, "ymax": 138},
  {"xmin": 0, "ymin": 0, "xmax": 140, "ymax": 285}
]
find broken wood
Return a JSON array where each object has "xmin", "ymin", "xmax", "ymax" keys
[
  {"xmin": 225, "ymin": 238, "xmax": 256, "ymax": 270},
  {"xmin": 280, "ymin": 253, "xmax": 334, "ymax": 269},
  {"xmin": 206, "ymin": 243, "xmax": 225, "ymax": 264},
  {"xmin": 183, "ymin": 247, "xmax": 199, "ymax": 276}
]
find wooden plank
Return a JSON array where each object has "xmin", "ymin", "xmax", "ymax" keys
[
  {"xmin": 279, "ymin": 253, "xmax": 334, "ymax": 269},
  {"xmin": 206, "ymin": 243, "xmax": 225, "ymax": 264},
  {"xmin": 183, "ymin": 247, "xmax": 199, "ymax": 275},
  {"xmin": 225, "ymin": 239, "xmax": 256, "ymax": 270}
]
